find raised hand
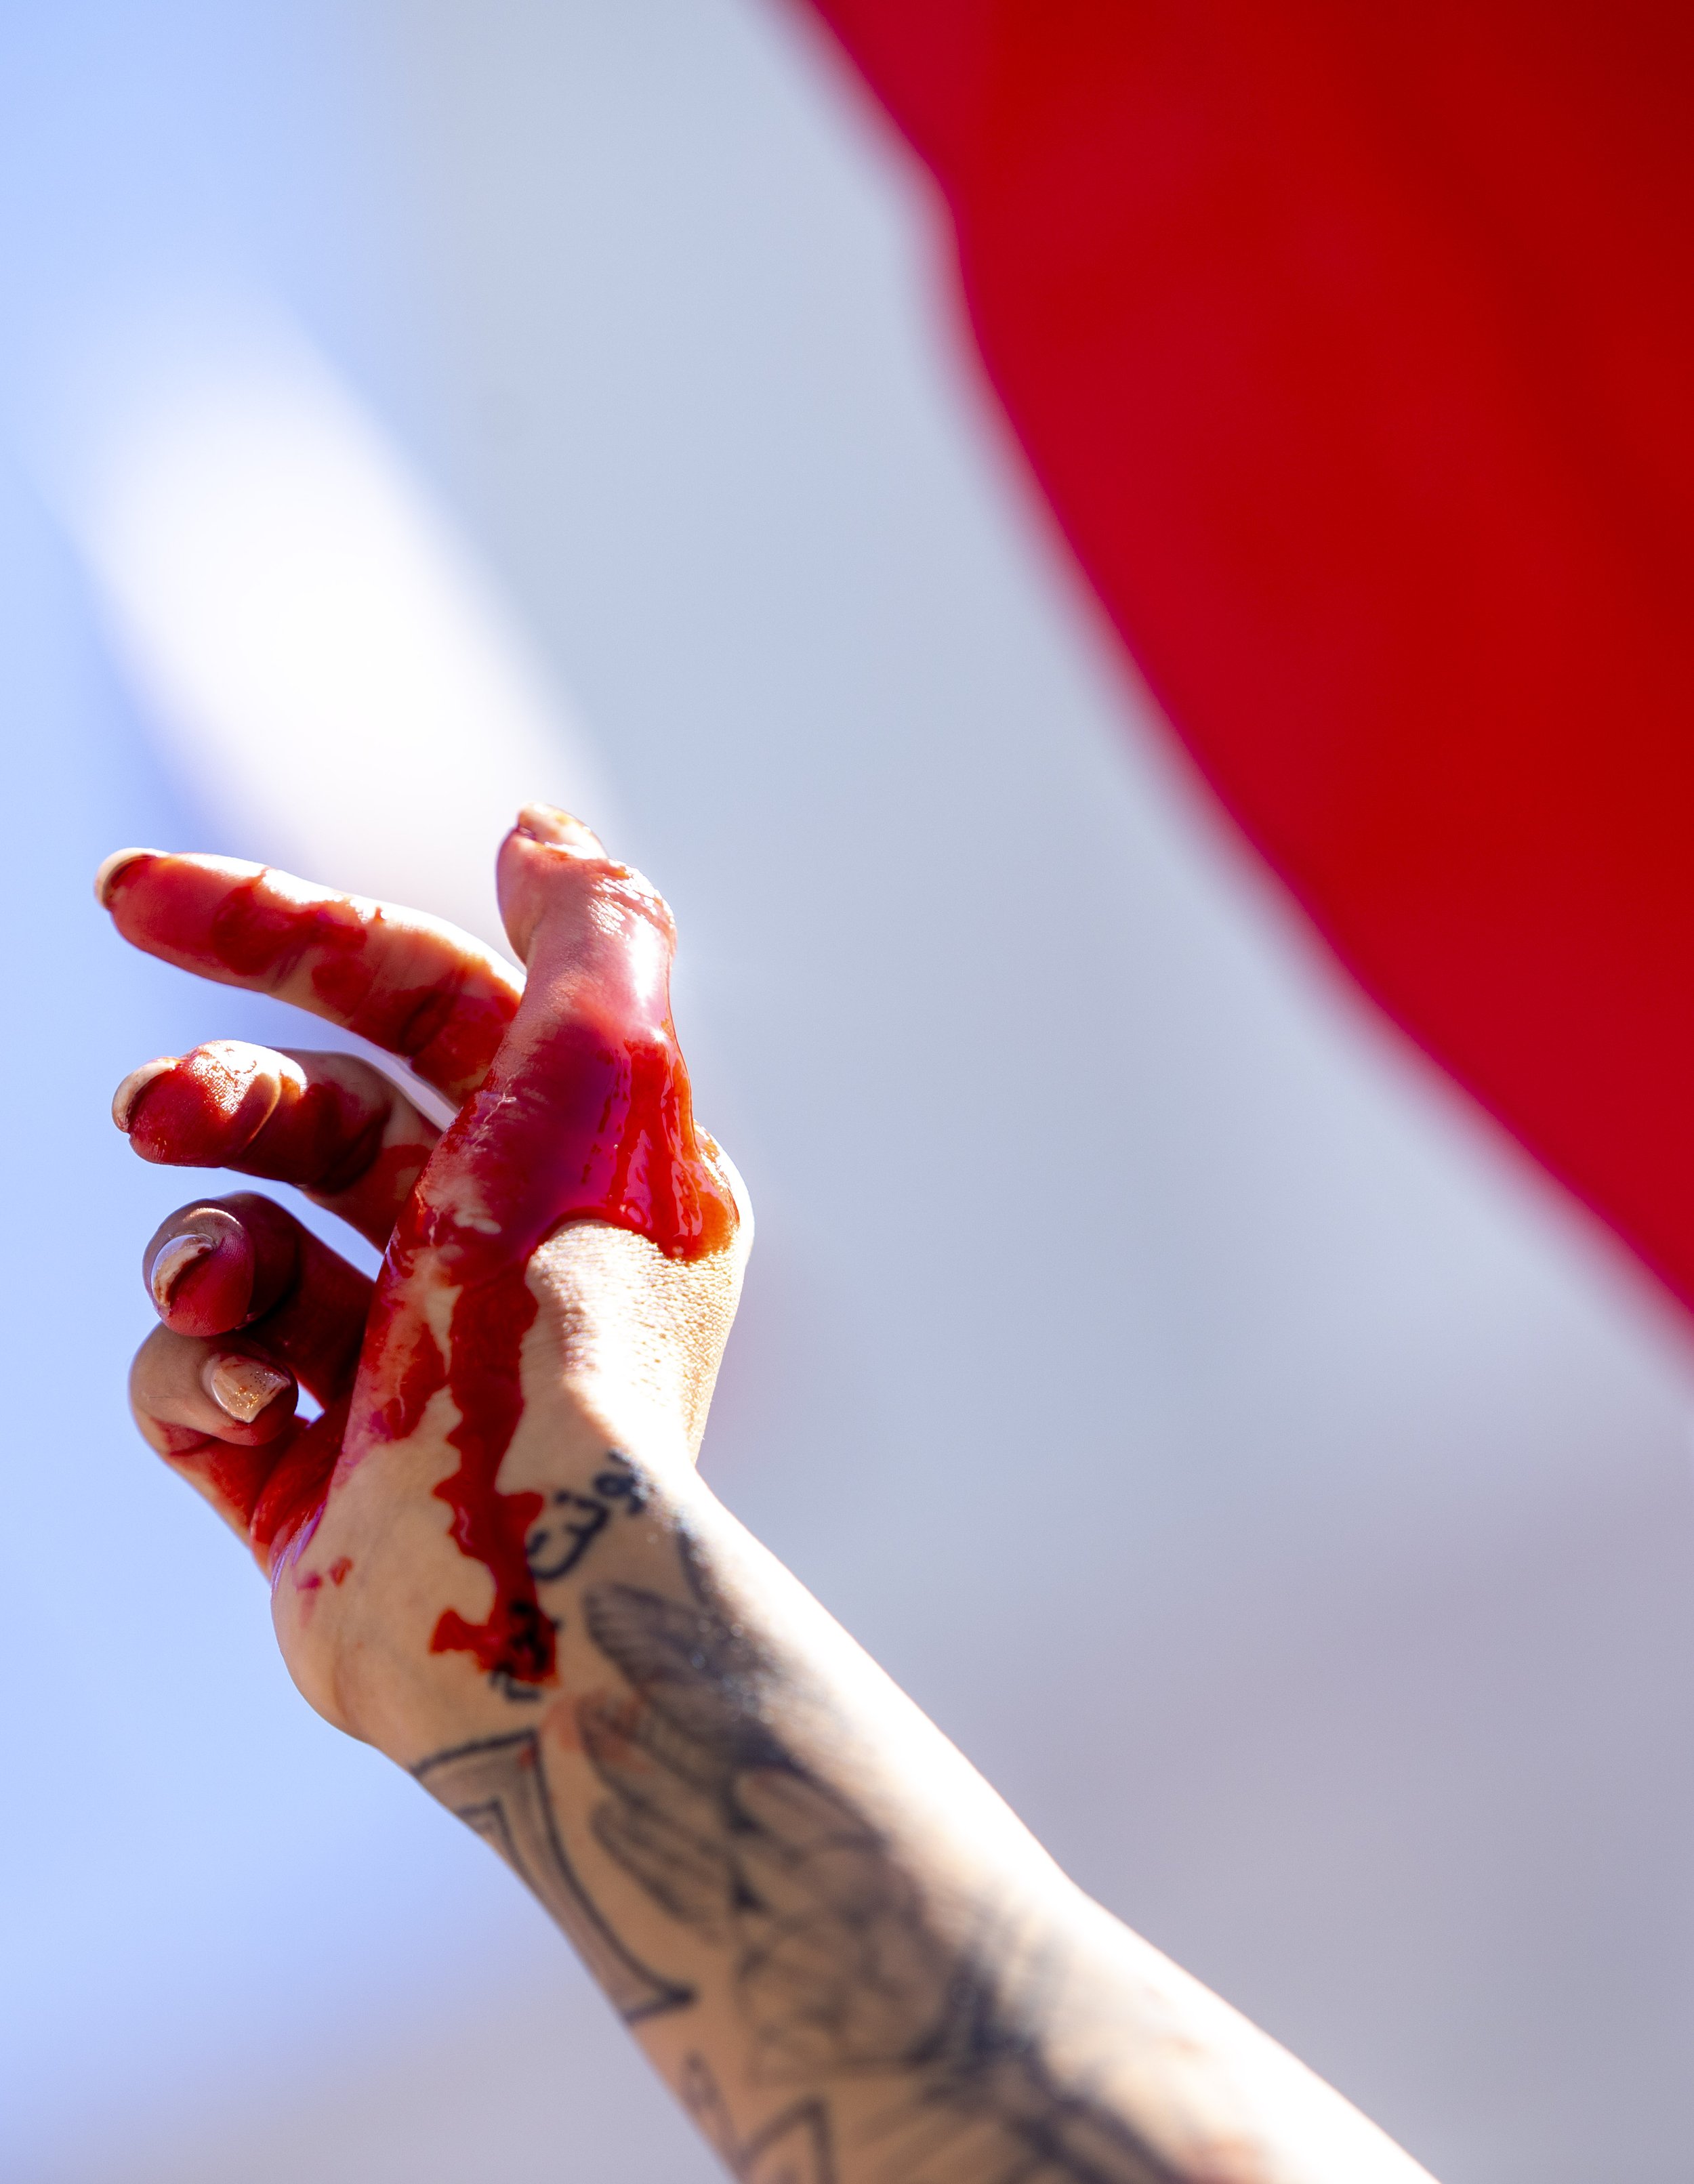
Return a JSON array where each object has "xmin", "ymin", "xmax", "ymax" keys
[
  {"xmin": 104, "ymin": 805, "xmax": 746, "ymax": 1752},
  {"xmin": 102, "ymin": 810, "xmax": 1434, "ymax": 2184}
]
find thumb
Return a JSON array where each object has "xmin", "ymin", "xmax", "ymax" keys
[
  {"xmin": 409, "ymin": 804, "xmax": 736, "ymax": 1269},
  {"xmin": 496, "ymin": 801, "xmax": 615, "ymax": 965},
  {"xmin": 355, "ymin": 806, "xmax": 741, "ymax": 1696}
]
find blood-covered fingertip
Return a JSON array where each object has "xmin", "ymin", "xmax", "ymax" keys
[
  {"xmin": 142, "ymin": 1194, "xmax": 302, "ymax": 1337},
  {"xmin": 112, "ymin": 1056, "xmax": 176, "ymax": 1132},
  {"xmin": 117, "ymin": 1042, "xmax": 285, "ymax": 1167},
  {"xmin": 145, "ymin": 1207, "xmax": 255, "ymax": 1335},
  {"xmin": 95, "ymin": 847, "xmax": 161, "ymax": 908},
  {"xmin": 149, "ymin": 1230, "xmax": 215, "ymax": 1308}
]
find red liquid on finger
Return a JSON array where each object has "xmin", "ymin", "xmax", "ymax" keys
[
  {"xmin": 129, "ymin": 1045, "xmax": 381, "ymax": 1188},
  {"xmin": 128, "ymin": 1046, "xmax": 430, "ymax": 1215},
  {"xmin": 105, "ymin": 856, "xmax": 518, "ymax": 1093},
  {"xmin": 112, "ymin": 847, "xmax": 733, "ymax": 1677},
  {"xmin": 364, "ymin": 868, "xmax": 737, "ymax": 1687}
]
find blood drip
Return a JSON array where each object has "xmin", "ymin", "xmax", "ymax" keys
[
  {"xmin": 110, "ymin": 846, "xmax": 734, "ymax": 1685},
  {"xmin": 369, "ymin": 906, "xmax": 737, "ymax": 1687}
]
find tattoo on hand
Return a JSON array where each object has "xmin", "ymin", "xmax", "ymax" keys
[
  {"xmin": 524, "ymin": 1450, "xmax": 649, "ymax": 1586},
  {"xmin": 579, "ymin": 1551, "xmax": 1183, "ymax": 2184},
  {"xmin": 488, "ymin": 1666, "xmax": 547, "ymax": 1704}
]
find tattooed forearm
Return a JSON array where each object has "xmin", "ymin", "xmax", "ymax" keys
[
  {"xmin": 418, "ymin": 1489, "xmax": 1424, "ymax": 2184},
  {"xmin": 579, "ymin": 1554, "xmax": 1183, "ymax": 2184},
  {"xmin": 682, "ymin": 2055, "xmax": 836, "ymax": 2184},
  {"xmin": 414, "ymin": 1729, "xmax": 693, "ymax": 2023}
]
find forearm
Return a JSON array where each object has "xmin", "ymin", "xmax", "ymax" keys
[{"xmin": 401, "ymin": 1419, "xmax": 1430, "ymax": 2184}]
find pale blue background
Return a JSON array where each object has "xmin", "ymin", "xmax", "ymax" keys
[{"xmin": 2, "ymin": 6, "xmax": 1691, "ymax": 2179}]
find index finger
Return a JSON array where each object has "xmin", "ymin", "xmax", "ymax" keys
[{"xmin": 97, "ymin": 850, "xmax": 522, "ymax": 1100}]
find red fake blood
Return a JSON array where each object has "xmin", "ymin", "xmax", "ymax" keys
[
  {"xmin": 104, "ymin": 856, "xmax": 519, "ymax": 1093},
  {"xmin": 426, "ymin": 1268, "xmax": 552, "ymax": 1679},
  {"xmin": 370, "ymin": 882, "xmax": 737, "ymax": 1688},
  {"xmin": 127, "ymin": 1045, "xmax": 383, "ymax": 1186},
  {"xmin": 125, "ymin": 1048, "xmax": 432, "ymax": 1232},
  {"xmin": 109, "ymin": 845, "xmax": 732, "ymax": 1685}
]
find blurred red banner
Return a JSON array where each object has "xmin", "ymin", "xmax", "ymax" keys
[{"xmin": 805, "ymin": 1, "xmax": 1694, "ymax": 1311}]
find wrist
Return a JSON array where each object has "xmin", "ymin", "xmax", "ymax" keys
[
  {"xmin": 274, "ymin": 1389, "xmax": 718, "ymax": 1765},
  {"xmin": 527, "ymin": 1220, "xmax": 745, "ymax": 1465}
]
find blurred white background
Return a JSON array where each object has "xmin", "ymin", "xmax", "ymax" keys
[{"xmin": 2, "ymin": 4, "xmax": 1692, "ymax": 2179}]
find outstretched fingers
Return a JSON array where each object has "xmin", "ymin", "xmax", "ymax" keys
[
  {"xmin": 116, "ymin": 1042, "xmax": 440, "ymax": 1248},
  {"xmin": 97, "ymin": 850, "xmax": 522, "ymax": 1100}
]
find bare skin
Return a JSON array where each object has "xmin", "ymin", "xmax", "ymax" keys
[{"xmin": 103, "ymin": 807, "xmax": 1435, "ymax": 2184}]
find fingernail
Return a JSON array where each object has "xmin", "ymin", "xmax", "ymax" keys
[
  {"xmin": 148, "ymin": 1231, "xmax": 213, "ymax": 1309},
  {"xmin": 515, "ymin": 802, "xmax": 602, "ymax": 855},
  {"xmin": 95, "ymin": 847, "xmax": 161, "ymax": 908},
  {"xmin": 112, "ymin": 1056, "xmax": 177, "ymax": 1132},
  {"xmin": 206, "ymin": 1354, "xmax": 291, "ymax": 1424}
]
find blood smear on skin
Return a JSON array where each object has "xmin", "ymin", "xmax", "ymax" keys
[
  {"xmin": 108, "ymin": 848, "xmax": 735, "ymax": 1685},
  {"xmin": 402, "ymin": 1005, "xmax": 736, "ymax": 1684},
  {"xmin": 105, "ymin": 853, "xmax": 518, "ymax": 1095}
]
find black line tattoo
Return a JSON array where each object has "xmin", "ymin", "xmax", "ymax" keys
[
  {"xmin": 578, "ymin": 1560, "xmax": 1184, "ymax": 2184},
  {"xmin": 682, "ymin": 2054, "xmax": 837, "ymax": 2184},
  {"xmin": 525, "ymin": 1490, "xmax": 609, "ymax": 1582},
  {"xmin": 414, "ymin": 1729, "xmax": 693, "ymax": 2023},
  {"xmin": 592, "ymin": 1449, "xmax": 651, "ymax": 1514},
  {"xmin": 524, "ymin": 1450, "xmax": 650, "ymax": 1586},
  {"xmin": 489, "ymin": 1664, "xmax": 548, "ymax": 1704}
]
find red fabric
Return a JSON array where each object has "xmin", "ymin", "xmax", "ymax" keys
[{"xmin": 802, "ymin": 0, "xmax": 1694, "ymax": 1309}]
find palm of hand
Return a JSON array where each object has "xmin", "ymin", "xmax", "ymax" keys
[{"xmin": 105, "ymin": 807, "xmax": 745, "ymax": 1756}]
